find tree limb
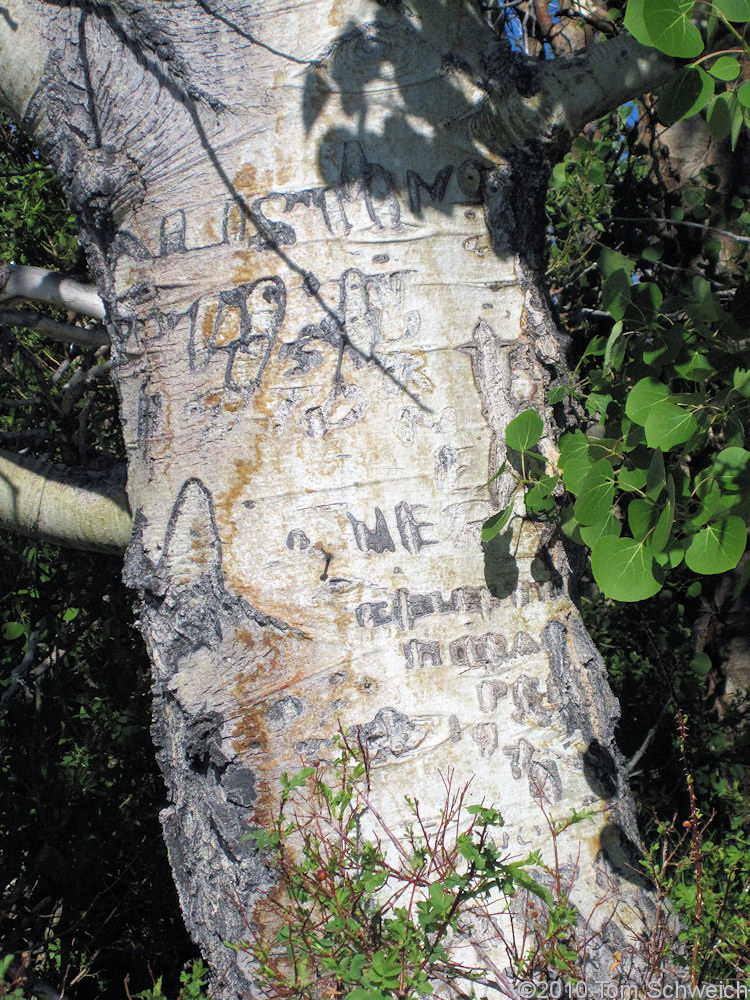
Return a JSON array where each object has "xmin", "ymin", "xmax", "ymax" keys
[
  {"xmin": 0, "ymin": 264, "xmax": 106, "ymax": 321},
  {"xmin": 474, "ymin": 30, "xmax": 675, "ymax": 151},
  {"xmin": 0, "ymin": 450, "xmax": 131, "ymax": 554},
  {"xmin": 0, "ymin": 308, "xmax": 109, "ymax": 348},
  {"xmin": 539, "ymin": 29, "xmax": 677, "ymax": 134}
]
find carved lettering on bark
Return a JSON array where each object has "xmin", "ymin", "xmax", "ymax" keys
[
  {"xmin": 403, "ymin": 638, "xmax": 442, "ymax": 669},
  {"xmin": 347, "ymin": 507, "xmax": 396, "ymax": 554},
  {"xmin": 406, "ymin": 165, "xmax": 454, "ymax": 215},
  {"xmin": 394, "ymin": 501, "xmax": 437, "ymax": 555},
  {"xmin": 503, "ymin": 737, "xmax": 562, "ymax": 804}
]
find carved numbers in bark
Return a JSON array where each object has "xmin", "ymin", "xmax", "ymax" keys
[{"xmin": 187, "ymin": 276, "xmax": 286, "ymax": 395}]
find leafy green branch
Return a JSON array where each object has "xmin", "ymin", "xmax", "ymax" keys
[{"xmin": 624, "ymin": 0, "xmax": 750, "ymax": 146}]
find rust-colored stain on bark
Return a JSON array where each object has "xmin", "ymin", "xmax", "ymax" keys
[
  {"xmin": 230, "ymin": 252, "xmax": 276, "ymax": 289},
  {"xmin": 215, "ymin": 305, "xmax": 241, "ymax": 347},
  {"xmin": 230, "ymin": 628, "xmax": 323, "ymax": 827},
  {"xmin": 233, "ymin": 162, "xmax": 258, "ymax": 198},
  {"xmin": 201, "ymin": 303, "xmax": 218, "ymax": 346}
]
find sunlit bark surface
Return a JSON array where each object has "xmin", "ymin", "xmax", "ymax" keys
[{"xmin": 8, "ymin": 0, "xmax": 664, "ymax": 993}]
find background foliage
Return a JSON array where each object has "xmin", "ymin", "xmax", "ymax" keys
[{"xmin": 0, "ymin": 117, "xmax": 197, "ymax": 999}]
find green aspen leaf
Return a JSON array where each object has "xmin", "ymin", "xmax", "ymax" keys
[
  {"xmin": 652, "ymin": 476, "xmax": 676, "ymax": 552},
  {"xmin": 574, "ymin": 459, "xmax": 615, "ymax": 525},
  {"xmin": 711, "ymin": 447, "xmax": 750, "ymax": 493},
  {"xmin": 687, "ymin": 581, "xmax": 702, "ymax": 598},
  {"xmin": 479, "ymin": 460, "xmax": 507, "ymax": 489},
  {"xmin": 690, "ymin": 652, "xmax": 712, "ymax": 676},
  {"xmin": 591, "ymin": 536, "xmax": 662, "ymax": 602},
  {"xmin": 559, "ymin": 429, "xmax": 589, "ymax": 466},
  {"xmin": 582, "ymin": 335, "xmax": 607, "ymax": 359},
  {"xmin": 730, "ymin": 91, "xmax": 744, "ymax": 147},
  {"xmin": 505, "ymin": 408, "xmax": 543, "ymax": 451},
  {"xmin": 689, "ymin": 482, "xmax": 727, "ymax": 527},
  {"xmin": 560, "ymin": 504, "xmax": 584, "ymax": 544},
  {"xmin": 602, "ymin": 269, "xmax": 631, "ymax": 321},
  {"xmin": 738, "ymin": 80, "xmax": 750, "ymax": 108},
  {"xmin": 562, "ymin": 460, "xmax": 591, "ymax": 495},
  {"xmin": 587, "ymin": 438, "xmax": 620, "ymax": 463},
  {"xmin": 623, "ymin": 0, "xmax": 653, "ymax": 45},
  {"xmin": 674, "ymin": 351, "xmax": 716, "ymax": 380},
  {"xmin": 641, "ymin": 243, "xmax": 663, "ymax": 262},
  {"xmin": 658, "ymin": 66, "xmax": 714, "ymax": 124},
  {"xmin": 618, "ymin": 467, "xmax": 648, "ymax": 492},
  {"xmin": 654, "ymin": 544, "xmax": 685, "ymax": 568},
  {"xmin": 629, "ymin": 281, "xmax": 664, "ymax": 322},
  {"xmin": 626, "ymin": 378, "xmax": 671, "ymax": 426},
  {"xmin": 599, "ymin": 247, "xmax": 636, "ymax": 279},
  {"xmin": 708, "ymin": 55, "xmax": 741, "ymax": 80},
  {"xmin": 628, "ymin": 498, "xmax": 657, "ymax": 540},
  {"xmin": 707, "ymin": 91, "xmax": 733, "ymax": 140},
  {"xmin": 580, "ymin": 512, "xmax": 622, "ymax": 548},
  {"xmin": 2, "ymin": 622, "xmax": 25, "ymax": 640},
  {"xmin": 643, "ymin": 0, "xmax": 703, "ymax": 57},
  {"xmin": 713, "ymin": 0, "xmax": 750, "ymax": 20},
  {"xmin": 345, "ymin": 989, "xmax": 389, "ymax": 1000},
  {"xmin": 646, "ymin": 448, "xmax": 666, "ymax": 500},
  {"xmin": 586, "ymin": 392, "xmax": 613, "ymax": 419},
  {"xmin": 482, "ymin": 504, "xmax": 514, "ymax": 542},
  {"xmin": 547, "ymin": 385, "xmax": 569, "ymax": 404},
  {"xmin": 525, "ymin": 474, "xmax": 559, "ymax": 514},
  {"xmin": 558, "ymin": 431, "xmax": 591, "ymax": 493},
  {"xmin": 734, "ymin": 558, "xmax": 750, "ymax": 598},
  {"xmin": 685, "ymin": 516, "xmax": 747, "ymax": 574},
  {"xmin": 623, "ymin": 420, "xmax": 646, "ymax": 452},
  {"xmin": 604, "ymin": 321, "xmax": 626, "ymax": 370},
  {"xmin": 644, "ymin": 401, "xmax": 698, "ymax": 450}
]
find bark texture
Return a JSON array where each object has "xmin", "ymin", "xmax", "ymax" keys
[{"xmin": 8, "ymin": 1, "xmax": 673, "ymax": 994}]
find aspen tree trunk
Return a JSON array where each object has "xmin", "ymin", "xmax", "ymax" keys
[{"xmin": 0, "ymin": 1, "xmax": 675, "ymax": 994}]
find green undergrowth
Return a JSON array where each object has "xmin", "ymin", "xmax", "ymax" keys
[
  {"xmin": 236, "ymin": 738, "xmax": 601, "ymax": 1000},
  {"xmin": 583, "ymin": 589, "xmax": 750, "ymax": 982},
  {"xmin": 0, "ymin": 113, "xmax": 200, "ymax": 999}
]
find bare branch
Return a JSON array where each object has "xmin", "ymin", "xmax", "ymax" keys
[
  {"xmin": 0, "ymin": 450, "xmax": 131, "ymax": 554},
  {"xmin": 539, "ymin": 31, "xmax": 676, "ymax": 134},
  {"xmin": 0, "ymin": 308, "xmax": 109, "ymax": 348},
  {"xmin": 0, "ymin": 264, "xmax": 106, "ymax": 321},
  {"xmin": 473, "ymin": 31, "xmax": 675, "ymax": 152}
]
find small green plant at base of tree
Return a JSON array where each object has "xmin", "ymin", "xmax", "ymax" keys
[
  {"xmin": 125, "ymin": 961, "xmax": 211, "ymax": 1000},
  {"xmin": 236, "ymin": 736, "xmax": 625, "ymax": 1000},
  {"xmin": 636, "ymin": 708, "xmax": 750, "ymax": 983},
  {"xmin": 0, "ymin": 956, "xmax": 28, "ymax": 1000}
]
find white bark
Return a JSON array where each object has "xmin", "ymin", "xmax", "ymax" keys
[
  {"xmin": 0, "ymin": 0, "xmax": 47, "ymax": 119},
  {"xmin": 0, "ymin": 264, "xmax": 106, "ymax": 321},
  {"xmin": 0, "ymin": 450, "xmax": 131, "ymax": 553}
]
